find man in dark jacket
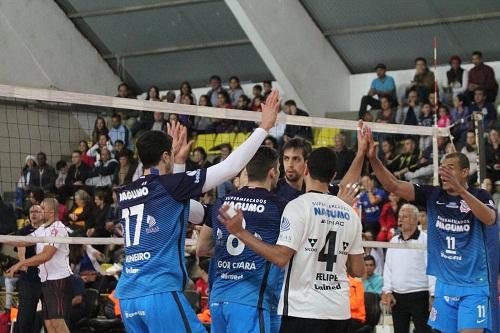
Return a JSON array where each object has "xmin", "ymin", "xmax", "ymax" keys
[
  {"xmin": 29, "ymin": 152, "xmax": 56, "ymax": 191},
  {"xmin": 65, "ymin": 151, "xmax": 92, "ymax": 187},
  {"xmin": 283, "ymin": 100, "xmax": 313, "ymax": 143}
]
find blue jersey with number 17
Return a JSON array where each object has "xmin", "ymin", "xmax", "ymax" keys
[
  {"xmin": 211, "ymin": 187, "xmax": 287, "ymax": 310},
  {"xmin": 114, "ymin": 169, "xmax": 206, "ymax": 300}
]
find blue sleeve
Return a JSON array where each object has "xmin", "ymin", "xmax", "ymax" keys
[
  {"xmin": 71, "ymin": 276, "xmax": 85, "ymax": 297},
  {"xmin": 370, "ymin": 79, "xmax": 377, "ymax": 90},
  {"xmin": 375, "ymin": 188, "xmax": 386, "ymax": 199},
  {"xmin": 158, "ymin": 169, "xmax": 207, "ymax": 202},
  {"xmin": 387, "ymin": 77, "xmax": 396, "ymax": 90},
  {"xmin": 475, "ymin": 189, "xmax": 497, "ymax": 213},
  {"xmin": 413, "ymin": 184, "xmax": 436, "ymax": 207}
]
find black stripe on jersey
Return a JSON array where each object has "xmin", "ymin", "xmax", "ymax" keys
[
  {"xmin": 178, "ymin": 207, "xmax": 188, "ymax": 288},
  {"xmin": 172, "ymin": 292, "xmax": 192, "ymax": 333},
  {"xmin": 257, "ymin": 261, "xmax": 271, "ymax": 333},
  {"xmin": 283, "ymin": 255, "xmax": 294, "ymax": 316}
]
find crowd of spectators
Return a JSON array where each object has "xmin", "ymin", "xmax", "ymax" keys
[{"xmin": 0, "ymin": 49, "xmax": 498, "ymax": 331}]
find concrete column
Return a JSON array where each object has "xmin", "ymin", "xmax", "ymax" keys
[
  {"xmin": 225, "ymin": 0, "xmax": 351, "ymax": 116},
  {"xmin": 0, "ymin": 0, "xmax": 120, "ymax": 95}
]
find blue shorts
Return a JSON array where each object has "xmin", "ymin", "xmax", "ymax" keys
[
  {"xmin": 269, "ymin": 311, "xmax": 281, "ymax": 333},
  {"xmin": 119, "ymin": 291, "xmax": 207, "ymax": 333},
  {"xmin": 210, "ymin": 302, "xmax": 270, "ymax": 333},
  {"xmin": 429, "ymin": 283, "xmax": 491, "ymax": 332}
]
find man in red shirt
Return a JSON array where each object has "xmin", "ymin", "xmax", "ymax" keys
[
  {"xmin": 467, "ymin": 50, "xmax": 498, "ymax": 103},
  {"xmin": 195, "ymin": 259, "xmax": 210, "ymax": 311}
]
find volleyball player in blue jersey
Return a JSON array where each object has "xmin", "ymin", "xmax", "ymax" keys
[
  {"xmin": 115, "ymin": 90, "xmax": 281, "ymax": 333},
  {"xmin": 366, "ymin": 131, "xmax": 499, "ymax": 333}
]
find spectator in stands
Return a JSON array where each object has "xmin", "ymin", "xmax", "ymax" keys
[
  {"xmin": 418, "ymin": 103, "xmax": 434, "ymax": 151},
  {"xmin": 251, "ymin": 95, "xmax": 264, "ymax": 112},
  {"xmin": 333, "ymin": 133, "xmax": 355, "ymax": 181},
  {"xmin": 471, "ymin": 87, "xmax": 497, "ymax": 129},
  {"xmin": 131, "ymin": 87, "xmax": 159, "ymax": 136},
  {"xmin": 163, "ymin": 90, "xmax": 176, "ymax": 103},
  {"xmin": 486, "ymin": 128, "xmax": 500, "ymax": 182},
  {"xmin": 461, "ymin": 130, "xmax": 479, "ymax": 184},
  {"xmin": 176, "ymin": 81, "xmax": 197, "ymax": 104},
  {"xmin": 359, "ymin": 175, "xmax": 385, "ymax": 235},
  {"xmin": 251, "ymin": 84, "xmax": 263, "ymax": 104},
  {"xmin": 190, "ymin": 147, "xmax": 211, "ymax": 170},
  {"xmin": 87, "ymin": 134, "xmax": 115, "ymax": 165},
  {"xmin": 359, "ymin": 63, "xmax": 397, "ymax": 119},
  {"xmin": 56, "ymin": 192, "xmax": 69, "ymax": 224},
  {"xmin": 236, "ymin": 95, "xmax": 256, "ymax": 132},
  {"xmin": 263, "ymin": 80, "xmax": 273, "ymax": 99},
  {"xmin": 65, "ymin": 150, "xmax": 92, "ymax": 187},
  {"xmin": 283, "ymin": 100, "xmax": 313, "ymax": 143},
  {"xmin": 362, "ymin": 231, "xmax": 384, "ymax": 276},
  {"xmin": 376, "ymin": 96, "xmax": 396, "ymax": 124},
  {"xmin": 482, "ymin": 177, "xmax": 500, "ymax": 209},
  {"xmin": 15, "ymin": 155, "xmax": 37, "ymax": 209},
  {"xmin": 86, "ymin": 147, "xmax": 118, "ymax": 187},
  {"xmin": 377, "ymin": 192, "xmax": 400, "ymax": 242},
  {"xmin": 192, "ymin": 95, "xmax": 213, "ymax": 134},
  {"xmin": 113, "ymin": 151, "xmax": 137, "ymax": 187},
  {"xmin": 79, "ymin": 140, "xmax": 95, "ymax": 167},
  {"xmin": 108, "ymin": 113, "xmax": 133, "ymax": 150},
  {"xmin": 92, "ymin": 116, "xmax": 109, "ymax": 145},
  {"xmin": 206, "ymin": 75, "xmax": 226, "ymax": 107},
  {"xmin": 113, "ymin": 139, "xmax": 132, "ymax": 160},
  {"xmin": 450, "ymin": 94, "xmax": 471, "ymax": 148},
  {"xmin": 396, "ymin": 88, "xmax": 419, "ymax": 126},
  {"xmin": 116, "ymin": 83, "xmax": 131, "ymax": 98},
  {"xmin": 362, "ymin": 255, "xmax": 383, "ymax": 294},
  {"xmin": 29, "ymin": 152, "xmax": 57, "ymax": 192},
  {"xmin": 87, "ymin": 190, "xmax": 111, "ymax": 239},
  {"xmin": 68, "ymin": 189, "xmax": 95, "ymax": 234},
  {"xmin": 380, "ymin": 138, "xmax": 400, "ymax": 173},
  {"xmin": 348, "ymin": 275, "xmax": 367, "ymax": 333},
  {"xmin": 393, "ymin": 138, "xmax": 421, "ymax": 179},
  {"xmin": 263, "ymin": 135, "xmax": 278, "ymax": 150},
  {"xmin": 68, "ymin": 274, "xmax": 86, "ymax": 331},
  {"xmin": 196, "ymin": 259, "xmax": 210, "ymax": 312},
  {"xmin": 436, "ymin": 105, "xmax": 451, "ymax": 128},
  {"xmin": 55, "ymin": 160, "xmax": 68, "ymax": 189},
  {"xmin": 0, "ymin": 194, "xmax": 16, "ymax": 236},
  {"xmin": 418, "ymin": 210, "xmax": 428, "ymax": 232},
  {"xmin": 16, "ymin": 204, "xmax": 43, "ymax": 333},
  {"xmin": 25, "ymin": 187, "xmax": 44, "ymax": 215},
  {"xmin": 228, "ymin": 76, "xmax": 243, "ymax": 106},
  {"xmin": 409, "ymin": 57, "xmax": 435, "ymax": 103},
  {"xmin": 146, "ymin": 86, "xmax": 160, "ymax": 102},
  {"xmin": 382, "ymin": 204, "xmax": 434, "ymax": 333},
  {"xmin": 442, "ymin": 55, "xmax": 468, "ymax": 104},
  {"xmin": 150, "ymin": 112, "xmax": 167, "ymax": 132},
  {"xmin": 467, "ymin": 50, "xmax": 499, "ymax": 103},
  {"xmin": 404, "ymin": 136, "xmax": 448, "ymax": 183}
]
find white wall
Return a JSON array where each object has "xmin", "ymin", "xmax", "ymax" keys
[
  {"xmin": 349, "ymin": 61, "xmax": 500, "ymax": 111},
  {"xmin": 0, "ymin": 0, "xmax": 120, "ymax": 95}
]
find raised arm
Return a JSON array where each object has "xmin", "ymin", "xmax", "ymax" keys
[
  {"xmin": 202, "ymin": 90, "xmax": 281, "ymax": 192},
  {"xmin": 366, "ymin": 127, "xmax": 415, "ymax": 201},
  {"xmin": 339, "ymin": 121, "xmax": 368, "ymax": 188}
]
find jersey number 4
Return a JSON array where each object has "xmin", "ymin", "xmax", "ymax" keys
[
  {"xmin": 122, "ymin": 204, "xmax": 145, "ymax": 247},
  {"xmin": 318, "ymin": 231, "xmax": 338, "ymax": 271}
]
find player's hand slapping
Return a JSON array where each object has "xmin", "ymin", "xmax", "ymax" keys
[
  {"xmin": 439, "ymin": 165, "xmax": 466, "ymax": 195},
  {"xmin": 218, "ymin": 205, "xmax": 245, "ymax": 238},
  {"xmin": 337, "ymin": 183, "xmax": 360, "ymax": 207},
  {"xmin": 167, "ymin": 122, "xmax": 194, "ymax": 164},
  {"xmin": 259, "ymin": 89, "xmax": 282, "ymax": 132}
]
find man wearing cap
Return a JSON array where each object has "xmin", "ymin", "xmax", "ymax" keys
[{"xmin": 359, "ymin": 64, "xmax": 397, "ymax": 119}]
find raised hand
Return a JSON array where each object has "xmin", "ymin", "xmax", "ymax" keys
[
  {"xmin": 357, "ymin": 120, "xmax": 370, "ymax": 155},
  {"xmin": 439, "ymin": 165, "xmax": 466, "ymax": 195},
  {"xmin": 365, "ymin": 126, "xmax": 378, "ymax": 160},
  {"xmin": 337, "ymin": 183, "xmax": 360, "ymax": 207},
  {"xmin": 167, "ymin": 122, "xmax": 194, "ymax": 164},
  {"xmin": 259, "ymin": 89, "xmax": 282, "ymax": 131},
  {"xmin": 218, "ymin": 205, "xmax": 245, "ymax": 237}
]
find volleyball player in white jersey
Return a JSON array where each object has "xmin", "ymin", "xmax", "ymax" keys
[{"xmin": 218, "ymin": 147, "xmax": 365, "ymax": 333}]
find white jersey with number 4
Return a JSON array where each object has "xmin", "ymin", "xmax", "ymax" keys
[{"xmin": 277, "ymin": 192, "xmax": 363, "ymax": 320}]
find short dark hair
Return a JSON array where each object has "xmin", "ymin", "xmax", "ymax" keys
[
  {"xmin": 199, "ymin": 258, "xmax": 210, "ymax": 273},
  {"xmin": 118, "ymin": 83, "xmax": 129, "ymax": 90},
  {"xmin": 253, "ymin": 84, "xmax": 262, "ymax": 91},
  {"xmin": 114, "ymin": 139, "xmax": 125, "ymax": 145},
  {"xmin": 264, "ymin": 135, "xmax": 278, "ymax": 149},
  {"xmin": 72, "ymin": 150, "xmax": 82, "ymax": 156},
  {"xmin": 284, "ymin": 100, "xmax": 297, "ymax": 107},
  {"xmin": 246, "ymin": 146, "xmax": 279, "ymax": 182},
  {"xmin": 364, "ymin": 255, "xmax": 376, "ymax": 266},
  {"xmin": 263, "ymin": 80, "xmax": 272, "ymax": 86},
  {"xmin": 474, "ymin": 87, "xmax": 486, "ymax": 95},
  {"xmin": 472, "ymin": 50, "xmax": 483, "ymax": 58},
  {"xmin": 307, "ymin": 148, "xmax": 337, "ymax": 183},
  {"xmin": 37, "ymin": 152, "xmax": 47, "ymax": 159},
  {"xmin": 111, "ymin": 113, "xmax": 121, "ymax": 120},
  {"xmin": 94, "ymin": 190, "xmax": 108, "ymax": 202},
  {"xmin": 415, "ymin": 57, "xmax": 427, "ymax": 64},
  {"xmin": 193, "ymin": 147, "xmax": 208, "ymax": 160},
  {"xmin": 136, "ymin": 131, "xmax": 173, "ymax": 169},
  {"xmin": 282, "ymin": 137, "xmax": 312, "ymax": 160},
  {"xmin": 56, "ymin": 160, "xmax": 67, "ymax": 171},
  {"xmin": 455, "ymin": 94, "xmax": 465, "ymax": 103},
  {"xmin": 444, "ymin": 152, "xmax": 470, "ymax": 170},
  {"xmin": 29, "ymin": 187, "xmax": 45, "ymax": 203},
  {"xmin": 209, "ymin": 75, "xmax": 221, "ymax": 82}
]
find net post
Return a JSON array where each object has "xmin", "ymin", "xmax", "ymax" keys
[{"xmin": 473, "ymin": 112, "xmax": 486, "ymax": 185}]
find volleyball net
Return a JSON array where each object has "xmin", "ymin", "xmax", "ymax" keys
[{"xmin": 0, "ymin": 84, "xmax": 455, "ymax": 251}]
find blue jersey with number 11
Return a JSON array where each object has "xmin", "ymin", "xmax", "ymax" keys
[{"xmin": 115, "ymin": 170, "xmax": 206, "ymax": 300}]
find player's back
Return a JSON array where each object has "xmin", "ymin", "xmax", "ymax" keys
[
  {"xmin": 211, "ymin": 186, "xmax": 286, "ymax": 309},
  {"xmin": 115, "ymin": 170, "xmax": 206, "ymax": 299},
  {"xmin": 277, "ymin": 192, "xmax": 363, "ymax": 320}
]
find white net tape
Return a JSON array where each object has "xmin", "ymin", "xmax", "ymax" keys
[{"xmin": 0, "ymin": 235, "xmax": 426, "ymax": 250}]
